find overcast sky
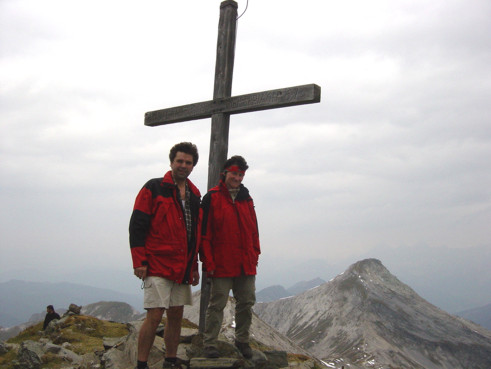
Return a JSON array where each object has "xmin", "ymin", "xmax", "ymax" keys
[{"xmin": 1, "ymin": 0, "xmax": 490, "ymax": 312}]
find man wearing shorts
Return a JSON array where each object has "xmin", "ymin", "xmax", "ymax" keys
[{"xmin": 129, "ymin": 142, "xmax": 201, "ymax": 369}]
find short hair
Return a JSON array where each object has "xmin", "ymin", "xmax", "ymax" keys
[
  {"xmin": 169, "ymin": 142, "xmax": 199, "ymax": 166},
  {"xmin": 47, "ymin": 305, "xmax": 54, "ymax": 311},
  {"xmin": 221, "ymin": 155, "xmax": 249, "ymax": 180},
  {"xmin": 223, "ymin": 155, "xmax": 249, "ymax": 172}
]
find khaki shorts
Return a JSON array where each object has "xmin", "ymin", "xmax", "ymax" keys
[{"xmin": 143, "ymin": 276, "xmax": 193, "ymax": 309}]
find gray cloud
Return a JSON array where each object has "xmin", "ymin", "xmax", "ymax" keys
[{"xmin": 1, "ymin": 0, "xmax": 490, "ymax": 313}]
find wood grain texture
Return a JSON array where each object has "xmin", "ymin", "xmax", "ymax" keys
[{"xmin": 144, "ymin": 84, "xmax": 321, "ymax": 126}]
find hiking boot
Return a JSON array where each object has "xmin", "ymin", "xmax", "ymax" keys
[
  {"xmin": 162, "ymin": 358, "xmax": 188, "ymax": 369},
  {"xmin": 235, "ymin": 341, "xmax": 253, "ymax": 359},
  {"xmin": 203, "ymin": 345, "xmax": 220, "ymax": 358}
]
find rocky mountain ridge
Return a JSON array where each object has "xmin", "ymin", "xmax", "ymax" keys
[{"xmin": 254, "ymin": 258, "xmax": 491, "ymax": 369}]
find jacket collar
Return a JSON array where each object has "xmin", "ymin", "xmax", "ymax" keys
[
  {"xmin": 162, "ymin": 170, "xmax": 201, "ymax": 197},
  {"xmin": 162, "ymin": 170, "xmax": 177, "ymax": 186},
  {"xmin": 219, "ymin": 180, "xmax": 249, "ymax": 200}
]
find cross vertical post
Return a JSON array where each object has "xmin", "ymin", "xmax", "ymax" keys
[{"xmin": 199, "ymin": 0, "xmax": 238, "ymax": 334}]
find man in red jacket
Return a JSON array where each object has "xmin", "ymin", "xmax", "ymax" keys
[
  {"xmin": 129, "ymin": 142, "xmax": 201, "ymax": 369},
  {"xmin": 201, "ymin": 155, "xmax": 260, "ymax": 359}
]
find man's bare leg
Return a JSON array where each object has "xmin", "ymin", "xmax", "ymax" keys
[
  {"xmin": 164, "ymin": 306, "xmax": 184, "ymax": 358},
  {"xmin": 138, "ymin": 308, "xmax": 165, "ymax": 362}
]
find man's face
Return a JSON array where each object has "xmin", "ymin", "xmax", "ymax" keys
[
  {"xmin": 170, "ymin": 152, "xmax": 194, "ymax": 181},
  {"xmin": 224, "ymin": 170, "xmax": 244, "ymax": 189}
]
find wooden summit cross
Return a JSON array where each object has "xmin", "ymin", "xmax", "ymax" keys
[{"xmin": 144, "ymin": 0, "xmax": 321, "ymax": 332}]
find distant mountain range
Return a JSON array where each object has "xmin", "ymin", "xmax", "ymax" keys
[
  {"xmin": 0, "ymin": 279, "xmax": 142, "ymax": 327},
  {"xmin": 0, "ymin": 276, "xmax": 326, "ymax": 328},
  {"xmin": 256, "ymin": 277, "xmax": 326, "ymax": 302},
  {"xmin": 254, "ymin": 258, "xmax": 491, "ymax": 368},
  {"xmin": 456, "ymin": 303, "xmax": 491, "ymax": 330},
  {"xmin": 81, "ymin": 301, "xmax": 145, "ymax": 322}
]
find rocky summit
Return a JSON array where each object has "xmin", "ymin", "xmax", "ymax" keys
[
  {"xmin": 0, "ymin": 302, "xmax": 322, "ymax": 369},
  {"xmin": 254, "ymin": 258, "xmax": 491, "ymax": 369}
]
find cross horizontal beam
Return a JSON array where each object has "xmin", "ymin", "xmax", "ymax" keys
[{"xmin": 144, "ymin": 83, "xmax": 321, "ymax": 127}]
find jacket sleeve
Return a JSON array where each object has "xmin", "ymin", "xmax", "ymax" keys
[
  {"xmin": 129, "ymin": 185, "xmax": 152, "ymax": 269},
  {"xmin": 249, "ymin": 199, "xmax": 261, "ymax": 258},
  {"xmin": 199, "ymin": 192, "xmax": 216, "ymax": 273}
]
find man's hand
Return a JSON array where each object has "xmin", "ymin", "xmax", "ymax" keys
[
  {"xmin": 192, "ymin": 270, "xmax": 200, "ymax": 286},
  {"xmin": 134, "ymin": 266, "xmax": 147, "ymax": 280}
]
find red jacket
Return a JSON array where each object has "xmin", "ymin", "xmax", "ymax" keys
[
  {"xmin": 129, "ymin": 171, "xmax": 201, "ymax": 284},
  {"xmin": 200, "ymin": 181, "xmax": 260, "ymax": 277}
]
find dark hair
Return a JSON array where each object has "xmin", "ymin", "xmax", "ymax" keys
[
  {"xmin": 221, "ymin": 155, "xmax": 249, "ymax": 180},
  {"xmin": 169, "ymin": 142, "xmax": 199, "ymax": 166},
  {"xmin": 47, "ymin": 305, "xmax": 54, "ymax": 311}
]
